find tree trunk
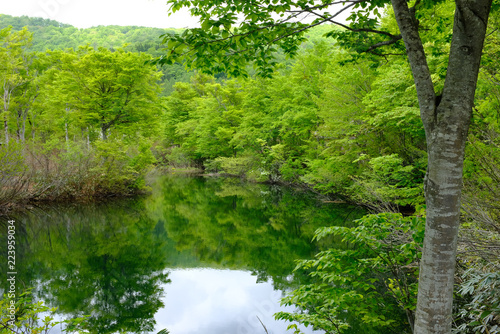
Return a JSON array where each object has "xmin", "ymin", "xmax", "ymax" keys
[
  {"xmin": 390, "ymin": 0, "xmax": 492, "ymax": 333},
  {"xmin": 3, "ymin": 86, "xmax": 11, "ymax": 145},
  {"xmin": 414, "ymin": 116, "xmax": 467, "ymax": 333},
  {"xmin": 16, "ymin": 106, "xmax": 28, "ymax": 143},
  {"xmin": 31, "ymin": 113, "xmax": 36, "ymax": 143},
  {"xmin": 20, "ymin": 110, "xmax": 27, "ymax": 143},
  {"xmin": 3, "ymin": 113, "xmax": 9, "ymax": 145},
  {"xmin": 65, "ymin": 122, "xmax": 69, "ymax": 149},
  {"xmin": 86, "ymin": 127, "xmax": 90, "ymax": 149},
  {"xmin": 101, "ymin": 126, "xmax": 108, "ymax": 141}
]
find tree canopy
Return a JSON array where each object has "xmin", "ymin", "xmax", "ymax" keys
[{"xmin": 156, "ymin": 0, "xmax": 408, "ymax": 76}]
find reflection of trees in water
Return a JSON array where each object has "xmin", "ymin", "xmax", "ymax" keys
[
  {"xmin": 6, "ymin": 200, "xmax": 170, "ymax": 333},
  {"xmin": 146, "ymin": 175, "xmax": 364, "ymax": 290},
  {"xmin": 0, "ymin": 213, "xmax": 30, "ymax": 294},
  {"xmin": 3, "ymin": 176, "xmax": 363, "ymax": 333}
]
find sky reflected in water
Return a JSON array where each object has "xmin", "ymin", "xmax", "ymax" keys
[{"xmin": 155, "ymin": 268, "xmax": 318, "ymax": 334}]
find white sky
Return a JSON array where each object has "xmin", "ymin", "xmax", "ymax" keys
[
  {"xmin": 154, "ymin": 269, "xmax": 318, "ymax": 334},
  {"xmin": 1, "ymin": 0, "xmax": 352, "ymax": 30},
  {"xmin": 0, "ymin": 0, "xmax": 200, "ymax": 29}
]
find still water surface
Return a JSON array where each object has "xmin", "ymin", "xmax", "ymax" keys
[{"xmin": 1, "ymin": 175, "xmax": 362, "ymax": 333}]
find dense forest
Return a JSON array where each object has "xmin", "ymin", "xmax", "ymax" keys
[{"xmin": 0, "ymin": 4, "xmax": 499, "ymax": 334}]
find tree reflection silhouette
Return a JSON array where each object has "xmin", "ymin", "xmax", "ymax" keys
[
  {"xmin": 146, "ymin": 175, "xmax": 363, "ymax": 290},
  {"xmin": 9, "ymin": 201, "xmax": 170, "ymax": 333},
  {"xmin": 3, "ymin": 176, "xmax": 363, "ymax": 333}
]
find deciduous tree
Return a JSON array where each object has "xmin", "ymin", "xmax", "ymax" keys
[
  {"xmin": 46, "ymin": 46, "xmax": 162, "ymax": 141},
  {"xmin": 0, "ymin": 26, "xmax": 33, "ymax": 144}
]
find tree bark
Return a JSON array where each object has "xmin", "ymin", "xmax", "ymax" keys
[
  {"xmin": 390, "ymin": 0, "xmax": 492, "ymax": 333},
  {"xmin": 3, "ymin": 85, "xmax": 11, "ymax": 145},
  {"xmin": 16, "ymin": 106, "xmax": 28, "ymax": 143},
  {"xmin": 101, "ymin": 126, "xmax": 108, "ymax": 141}
]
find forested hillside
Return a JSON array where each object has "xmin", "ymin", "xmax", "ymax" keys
[
  {"xmin": 1, "ymin": 8, "xmax": 499, "ymax": 333},
  {"xmin": 0, "ymin": 14, "xmax": 333, "ymax": 53},
  {"xmin": 0, "ymin": 14, "xmax": 177, "ymax": 52},
  {"xmin": 0, "ymin": 14, "xmax": 193, "ymax": 94}
]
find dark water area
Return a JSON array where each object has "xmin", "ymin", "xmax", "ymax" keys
[{"xmin": 0, "ymin": 175, "xmax": 363, "ymax": 333}]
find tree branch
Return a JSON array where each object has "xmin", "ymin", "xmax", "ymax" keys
[
  {"xmin": 365, "ymin": 36, "xmax": 403, "ymax": 52},
  {"xmin": 390, "ymin": 0, "xmax": 435, "ymax": 125}
]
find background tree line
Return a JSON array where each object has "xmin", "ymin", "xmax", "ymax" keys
[{"xmin": 0, "ymin": 21, "xmax": 165, "ymax": 206}]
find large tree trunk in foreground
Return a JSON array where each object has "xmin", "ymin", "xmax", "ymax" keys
[{"xmin": 391, "ymin": 0, "xmax": 492, "ymax": 333}]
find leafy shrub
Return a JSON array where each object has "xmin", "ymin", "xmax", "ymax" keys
[
  {"xmin": 24, "ymin": 138, "xmax": 156, "ymax": 201},
  {"xmin": 350, "ymin": 154, "xmax": 425, "ymax": 210},
  {"xmin": 0, "ymin": 141, "xmax": 30, "ymax": 208},
  {"xmin": 0, "ymin": 290, "xmax": 88, "ymax": 333},
  {"xmin": 276, "ymin": 213, "xmax": 424, "ymax": 334},
  {"xmin": 212, "ymin": 156, "xmax": 256, "ymax": 177},
  {"xmin": 454, "ymin": 269, "xmax": 500, "ymax": 334},
  {"xmin": 90, "ymin": 138, "xmax": 155, "ymax": 194},
  {"xmin": 301, "ymin": 155, "xmax": 358, "ymax": 196},
  {"xmin": 165, "ymin": 146, "xmax": 195, "ymax": 168}
]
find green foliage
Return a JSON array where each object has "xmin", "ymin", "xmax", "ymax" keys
[
  {"xmin": 276, "ymin": 213, "xmax": 424, "ymax": 334},
  {"xmin": 157, "ymin": 0, "xmax": 396, "ymax": 77},
  {"xmin": 454, "ymin": 270, "xmax": 500, "ymax": 334},
  {"xmin": 0, "ymin": 22, "xmax": 166, "ymax": 207},
  {"xmin": 1, "ymin": 9, "xmax": 499, "ymax": 332},
  {"xmin": 5, "ymin": 200, "xmax": 171, "ymax": 333},
  {"xmin": 210, "ymin": 156, "xmax": 257, "ymax": 176},
  {"xmin": 362, "ymin": 62, "xmax": 425, "ymax": 149},
  {"xmin": 350, "ymin": 154, "xmax": 425, "ymax": 209},
  {"xmin": 2, "ymin": 3, "xmax": 499, "ymax": 333},
  {"xmin": 0, "ymin": 15, "xmax": 431, "ymax": 211},
  {"xmin": 25, "ymin": 138, "xmax": 156, "ymax": 200},
  {"xmin": 157, "ymin": 329, "xmax": 170, "ymax": 334},
  {"xmin": 40, "ymin": 46, "xmax": 162, "ymax": 141},
  {"xmin": 0, "ymin": 14, "xmax": 181, "ymax": 54},
  {"xmin": 0, "ymin": 142, "xmax": 26, "ymax": 176},
  {"xmin": 160, "ymin": 41, "xmax": 427, "ymax": 210},
  {"xmin": 0, "ymin": 14, "xmax": 192, "ymax": 96},
  {"xmin": 91, "ymin": 138, "xmax": 157, "ymax": 193},
  {"xmin": 0, "ymin": 141, "xmax": 29, "ymax": 209},
  {"xmin": 0, "ymin": 25, "xmax": 34, "ymax": 146},
  {"xmin": 0, "ymin": 290, "xmax": 88, "ymax": 333}
]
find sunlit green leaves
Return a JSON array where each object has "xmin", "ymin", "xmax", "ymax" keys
[
  {"xmin": 41, "ymin": 46, "xmax": 162, "ymax": 141},
  {"xmin": 158, "ymin": 0, "xmax": 398, "ymax": 77},
  {"xmin": 0, "ymin": 290, "xmax": 89, "ymax": 333},
  {"xmin": 0, "ymin": 26, "xmax": 34, "ymax": 144},
  {"xmin": 277, "ymin": 213, "xmax": 423, "ymax": 333}
]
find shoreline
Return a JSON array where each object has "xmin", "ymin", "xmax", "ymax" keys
[{"xmin": 1, "ymin": 166, "xmax": 353, "ymax": 217}]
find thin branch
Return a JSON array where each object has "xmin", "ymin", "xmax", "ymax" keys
[
  {"xmin": 285, "ymin": 0, "xmax": 366, "ymax": 13},
  {"xmin": 486, "ymin": 27, "xmax": 498, "ymax": 37},
  {"xmin": 256, "ymin": 316, "xmax": 269, "ymax": 334},
  {"xmin": 304, "ymin": 8, "xmax": 401, "ymax": 40},
  {"xmin": 366, "ymin": 36, "xmax": 403, "ymax": 52}
]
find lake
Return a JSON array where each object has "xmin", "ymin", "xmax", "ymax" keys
[{"xmin": 0, "ymin": 174, "xmax": 363, "ymax": 333}]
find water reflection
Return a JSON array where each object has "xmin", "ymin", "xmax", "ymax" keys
[
  {"xmin": 1, "ymin": 175, "xmax": 362, "ymax": 333},
  {"xmin": 2, "ymin": 200, "xmax": 171, "ymax": 333},
  {"xmin": 156, "ymin": 269, "xmax": 308, "ymax": 334}
]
